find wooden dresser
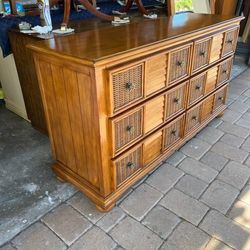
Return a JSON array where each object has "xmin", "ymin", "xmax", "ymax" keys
[{"xmin": 29, "ymin": 14, "xmax": 244, "ymax": 211}]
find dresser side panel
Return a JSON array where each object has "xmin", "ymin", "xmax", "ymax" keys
[{"xmin": 34, "ymin": 54, "xmax": 102, "ymax": 190}]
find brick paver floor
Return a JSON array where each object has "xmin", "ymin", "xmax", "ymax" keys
[{"xmin": 1, "ymin": 69, "xmax": 250, "ymax": 250}]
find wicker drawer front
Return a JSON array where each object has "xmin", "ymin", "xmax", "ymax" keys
[
  {"xmin": 115, "ymin": 146, "xmax": 142, "ymax": 187},
  {"xmin": 185, "ymin": 104, "xmax": 202, "ymax": 133},
  {"xmin": 217, "ymin": 58, "xmax": 233, "ymax": 86},
  {"xmin": 165, "ymin": 82, "xmax": 187, "ymax": 120},
  {"xmin": 188, "ymin": 74, "xmax": 206, "ymax": 106},
  {"xmin": 163, "ymin": 115, "xmax": 184, "ymax": 150},
  {"xmin": 113, "ymin": 108, "xmax": 143, "ymax": 153},
  {"xmin": 111, "ymin": 63, "xmax": 144, "ymax": 112},
  {"xmin": 192, "ymin": 39, "xmax": 211, "ymax": 72},
  {"xmin": 214, "ymin": 86, "xmax": 227, "ymax": 111},
  {"xmin": 168, "ymin": 45, "xmax": 191, "ymax": 84},
  {"xmin": 222, "ymin": 28, "xmax": 238, "ymax": 57}
]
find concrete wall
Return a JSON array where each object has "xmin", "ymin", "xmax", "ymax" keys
[{"xmin": 0, "ymin": 48, "xmax": 28, "ymax": 120}]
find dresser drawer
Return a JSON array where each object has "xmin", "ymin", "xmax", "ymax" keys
[
  {"xmin": 222, "ymin": 28, "xmax": 238, "ymax": 57},
  {"xmin": 188, "ymin": 73, "xmax": 206, "ymax": 106},
  {"xmin": 112, "ymin": 108, "xmax": 143, "ymax": 153},
  {"xmin": 192, "ymin": 38, "xmax": 211, "ymax": 73},
  {"xmin": 168, "ymin": 45, "xmax": 192, "ymax": 85},
  {"xmin": 109, "ymin": 63, "xmax": 144, "ymax": 113},
  {"xmin": 114, "ymin": 145, "xmax": 142, "ymax": 187},
  {"xmin": 165, "ymin": 82, "xmax": 187, "ymax": 120},
  {"xmin": 163, "ymin": 114, "xmax": 185, "ymax": 151},
  {"xmin": 214, "ymin": 85, "xmax": 227, "ymax": 111},
  {"xmin": 185, "ymin": 103, "xmax": 202, "ymax": 133},
  {"xmin": 217, "ymin": 58, "xmax": 233, "ymax": 86}
]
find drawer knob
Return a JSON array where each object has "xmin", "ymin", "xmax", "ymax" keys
[
  {"xmin": 199, "ymin": 51, "xmax": 206, "ymax": 57},
  {"xmin": 127, "ymin": 162, "xmax": 135, "ymax": 168},
  {"xmin": 173, "ymin": 97, "xmax": 180, "ymax": 104},
  {"xmin": 218, "ymin": 96, "xmax": 224, "ymax": 101},
  {"xmin": 227, "ymin": 39, "xmax": 233, "ymax": 44},
  {"xmin": 171, "ymin": 129, "xmax": 177, "ymax": 136},
  {"xmin": 176, "ymin": 61, "xmax": 184, "ymax": 67},
  {"xmin": 126, "ymin": 125, "xmax": 134, "ymax": 133},
  {"xmin": 125, "ymin": 82, "xmax": 134, "ymax": 91},
  {"xmin": 195, "ymin": 85, "xmax": 201, "ymax": 90},
  {"xmin": 191, "ymin": 115, "xmax": 197, "ymax": 121},
  {"xmin": 222, "ymin": 69, "xmax": 228, "ymax": 74}
]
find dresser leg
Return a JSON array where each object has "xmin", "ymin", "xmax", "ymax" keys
[
  {"xmin": 96, "ymin": 203, "xmax": 115, "ymax": 212},
  {"xmin": 216, "ymin": 111, "xmax": 224, "ymax": 118}
]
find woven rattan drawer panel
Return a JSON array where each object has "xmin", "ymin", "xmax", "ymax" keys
[
  {"xmin": 188, "ymin": 73, "xmax": 206, "ymax": 106},
  {"xmin": 165, "ymin": 82, "xmax": 187, "ymax": 120},
  {"xmin": 112, "ymin": 108, "xmax": 143, "ymax": 153},
  {"xmin": 217, "ymin": 58, "xmax": 233, "ymax": 87},
  {"xmin": 185, "ymin": 104, "xmax": 202, "ymax": 133},
  {"xmin": 168, "ymin": 45, "xmax": 191, "ymax": 85},
  {"xmin": 214, "ymin": 85, "xmax": 227, "ymax": 111},
  {"xmin": 115, "ymin": 145, "xmax": 142, "ymax": 187},
  {"xmin": 192, "ymin": 38, "xmax": 211, "ymax": 72},
  {"xmin": 222, "ymin": 28, "xmax": 238, "ymax": 57},
  {"xmin": 111, "ymin": 63, "xmax": 144, "ymax": 112},
  {"xmin": 163, "ymin": 114, "xmax": 184, "ymax": 150}
]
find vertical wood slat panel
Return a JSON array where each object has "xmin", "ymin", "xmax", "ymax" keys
[
  {"xmin": 209, "ymin": 33, "xmax": 224, "ymax": 63},
  {"xmin": 201, "ymin": 95, "xmax": 214, "ymax": 122},
  {"xmin": 63, "ymin": 69, "xmax": 89, "ymax": 180},
  {"xmin": 145, "ymin": 55, "xmax": 167, "ymax": 96},
  {"xmin": 51, "ymin": 65, "xmax": 77, "ymax": 173},
  {"xmin": 77, "ymin": 73, "xmax": 101, "ymax": 187},
  {"xmin": 204, "ymin": 66, "xmax": 219, "ymax": 94},
  {"xmin": 144, "ymin": 96, "xmax": 165, "ymax": 133},
  {"xmin": 143, "ymin": 131, "xmax": 163, "ymax": 166},
  {"xmin": 38, "ymin": 61, "xmax": 66, "ymax": 165}
]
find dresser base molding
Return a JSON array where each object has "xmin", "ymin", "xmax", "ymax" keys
[{"xmin": 53, "ymin": 105, "xmax": 226, "ymax": 212}]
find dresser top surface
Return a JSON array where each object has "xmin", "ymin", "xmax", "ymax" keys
[{"xmin": 28, "ymin": 13, "xmax": 243, "ymax": 64}]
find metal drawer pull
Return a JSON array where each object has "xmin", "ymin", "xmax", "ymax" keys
[
  {"xmin": 195, "ymin": 85, "xmax": 201, "ymax": 90},
  {"xmin": 191, "ymin": 115, "xmax": 197, "ymax": 121},
  {"xmin": 222, "ymin": 69, "xmax": 228, "ymax": 74},
  {"xmin": 199, "ymin": 51, "xmax": 206, "ymax": 57},
  {"xmin": 218, "ymin": 96, "xmax": 224, "ymax": 101},
  {"xmin": 176, "ymin": 61, "xmax": 184, "ymax": 67},
  {"xmin": 126, "ymin": 125, "xmax": 134, "ymax": 133},
  {"xmin": 227, "ymin": 39, "xmax": 233, "ymax": 44},
  {"xmin": 171, "ymin": 129, "xmax": 177, "ymax": 136},
  {"xmin": 173, "ymin": 97, "xmax": 179, "ymax": 103},
  {"xmin": 127, "ymin": 162, "xmax": 135, "ymax": 168},
  {"xmin": 125, "ymin": 82, "xmax": 135, "ymax": 91}
]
